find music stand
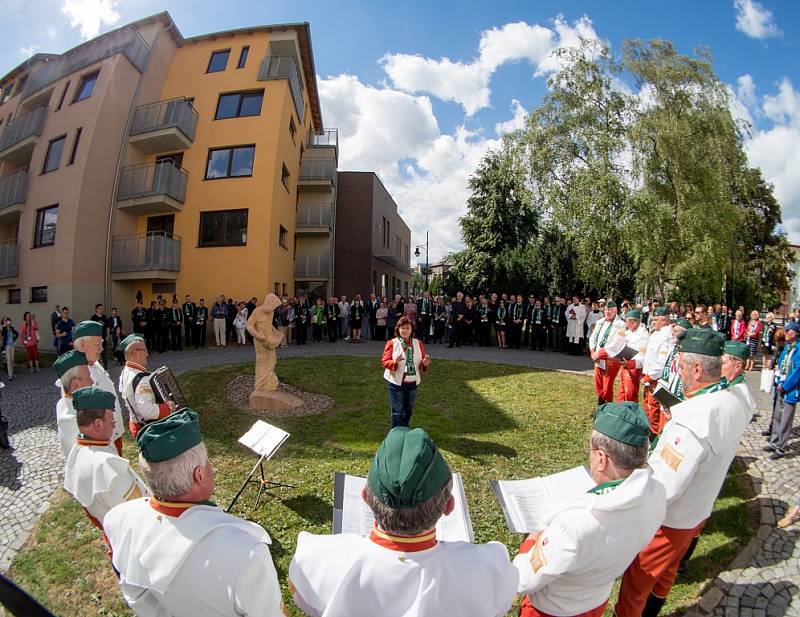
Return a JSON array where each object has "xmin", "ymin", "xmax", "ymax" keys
[{"xmin": 227, "ymin": 420, "xmax": 294, "ymax": 513}]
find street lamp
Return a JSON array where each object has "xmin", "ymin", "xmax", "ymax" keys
[{"xmin": 414, "ymin": 231, "xmax": 429, "ymax": 291}]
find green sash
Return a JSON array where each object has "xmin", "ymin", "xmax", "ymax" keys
[
  {"xmin": 400, "ymin": 337, "xmax": 416, "ymax": 376},
  {"xmin": 587, "ymin": 478, "xmax": 623, "ymax": 495}
]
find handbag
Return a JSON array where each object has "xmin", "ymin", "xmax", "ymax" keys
[{"xmin": 760, "ymin": 368, "xmax": 775, "ymax": 394}]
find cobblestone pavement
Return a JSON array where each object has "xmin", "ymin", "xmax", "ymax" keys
[{"xmin": 1, "ymin": 339, "xmax": 799, "ymax": 616}]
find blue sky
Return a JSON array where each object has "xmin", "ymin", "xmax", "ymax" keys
[{"xmin": 1, "ymin": 0, "xmax": 798, "ymax": 262}]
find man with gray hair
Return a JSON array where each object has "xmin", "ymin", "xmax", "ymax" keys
[
  {"xmin": 514, "ymin": 402, "xmax": 665, "ymax": 617},
  {"xmin": 104, "ymin": 410, "xmax": 284, "ymax": 617},
  {"xmin": 616, "ymin": 328, "xmax": 751, "ymax": 617},
  {"xmin": 53, "ymin": 350, "xmax": 94, "ymax": 457}
]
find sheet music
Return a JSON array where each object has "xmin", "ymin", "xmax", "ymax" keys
[
  {"xmin": 491, "ymin": 466, "xmax": 594, "ymax": 533},
  {"xmin": 333, "ymin": 472, "xmax": 474, "ymax": 542},
  {"xmin": 238, "ymin": 421, "xmax": 290, "ymax": 459}
]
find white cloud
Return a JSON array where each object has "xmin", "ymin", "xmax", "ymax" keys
[
  {"xmin": 495, "ymin": 99, "xmax": 528, "ymax": 135},
  {"xmin": 727, "ymin": 74, "xmax": 758, "ymax": 126},
  {"xmin": 61, "ymin": 0, "xmax": 121, "ymax": 40},
  {"xmin": 380, "ymin": 15, "xmax": 599, "ymax": 115},
  {"xmin": 19, "ymin": 45, "xmax": 40, "ymax": 57},
  {"xmin": 733, "ymin": 0, "xmax": 781, "ymax": 39},
  {"xmin": 46, "ymin": 26, "xmax": 58, "ymax": 38}
]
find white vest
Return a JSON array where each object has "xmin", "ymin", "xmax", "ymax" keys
[
  {"xmin": 89, "ymin": 361, "xmax": 125, "ymax": 441},
  {"xmin": 514, "ymin": 468, "xmax": 665, "ymax": 615},
  {"xmin": 290, "ymin": 532, "xmax": 518, "ymax": 617},
  {"xmin": 650, "ymin": 387, "xmax": 751, "ymax": 528},
  {"xmin": 63, "ymin": 441, "xmax": 147, "ymax": 524},
  {"xmin": 105, "ymin": 499, "xmax": 283, "ymax": 617},
  {"xmin": 624, "ymin": 324, "xmax": 651, "ymax": 369},
  {"xmin": 383, "ymin": 338, "xmax": 425, "ymax": 385},
  {"xmin": 642, "ymin": 326, "xmax": 674, "ymax": 379}
]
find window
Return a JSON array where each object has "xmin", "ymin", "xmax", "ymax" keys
[
  {"xmin": 73, "ymin": 71, "xmax": 99, "ymax": 103},
  {"xmin": 198, "ymin": 209, "xmax": 248, "ymax": 247},
  {"xmin": 7, "ymin": 289, "xmax": 20, "ymax": 304},
  {"xmin": 215, "ymin": 91, "xmax": 263, "ymax": 120},
  {"xmin": 386, "ymin": 221, "xmax": 390, "ymax": 248},
  {"xmin": 282, "ymin": 283, "xmax": 287, "ymax": 296},
  {"xmin": 274, "ymin": 282, "xmax": 280, "ymax": 294},
  {"xmin": 279, "ymin": 225, "xmax": 288, "ymax": 249},
  {"xmin": 34, "ymin": 205, "xmax": 58, "ymax": 247},
  {"xmin": 237, "ymin": 46, "xmax": 249, "ymax": 69},
  {"xmin": 281, "ymin": 164, "xmax": 290, "ymax": 190},
  {"xmin": 205, "ymin": 146, "xmax": 255, "ymax": 179},
  {"xmin": 16, "ymin": 76, "xmax": 27, "ymax": 95},
  {"xmin": 30, "ymin": 286, "xmax": 48, "ymax": 303},
  {"xmin": 289, "ymin": 117, "xmax": 297, "ymax": 142},
  {"xmin": 67, "ymin": 128, "xmax": 82, "ymax": 165},
  {"xmin": 56, "ymin": 81, "xmax": 70, "ymax": 111},
  {"xmin": 42, "ymin": 135, "xmax": 66, "ymax": 174},
  {"xmin": 152, "ymin": 282, "xmax": 176, "ymax": 295},
  {"xmin": 207, "ymin": 49, "xmax": 230, "ymax": 73}
]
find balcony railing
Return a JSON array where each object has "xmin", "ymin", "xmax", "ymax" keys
[
  {"xmin": 300, "ymin": 159, "xmax": 336, "ymax": 181},
  {"xmin": 295, "ymin": 253, "xmax": 331, "ymax": 278},
  {"xmin": 258, "ymin": 55, "xmax": 304, "ymax": 121},
  {"xmin": 296, "ymin": 203, "xmax": 332, "ymax": 228},
  {"xmin": 308, "ymin": 129, "xmax": 338, "ymax": 148},
  {"xmin": 0, "ymin": 240, "xmax": 19, "ymax": 279},
  {"xmin": 111, "ymin": 232, "xmax": 181, "ymax": 273},
  {"xmin": 22, "ymin": 28, "xmax": 150, "ymax": 99},
  {"xmin": 0, "ymin": 106, "xmax": 47, "ymax": 152},
  {"xmin": 117, "ymin": 161, "xmax": 187, "ymax": 203},
  {"xmin": 130, "ymin": 98, "xmax": 198, "ymax": 141},
  {"xmin": 0, "ymin": 170, "xmax": 29, "ymax": 210}
]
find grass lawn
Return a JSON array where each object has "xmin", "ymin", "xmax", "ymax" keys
[{"xmin": 9, "ymin": 357, "xmax": 755, "ymax": 616}]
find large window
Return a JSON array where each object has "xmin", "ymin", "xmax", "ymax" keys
[
  {"xmin": 73, "ymin": 71, "xmax": 98, "ymax": 103},
  {"xmin": 205, "ymin": 145, "xmax": 255, "ymax": 179},
  {"xmin": 207, "ymin": 49, "xmax": 230, "ymax": 73},
  {"xmin": 30, "ymin": 287, "xmax": 48, "ymax": 303},
  {"xmin": 214, "ymin": 91, "xmax": 263, "ymax": 120},
  {"xmin": 199, "ymin": 209, "xmax": 248, "ymax": 247},
  {"xmin": 34, "ymin": 205, "xmax": 58, "ymax": 247},
  {"xmin": 42, "ymin": 135, "xmax": 66, "ymax": 174}
]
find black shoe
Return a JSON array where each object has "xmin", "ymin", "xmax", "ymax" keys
[
  {"xmin": 761, "ymin": 430, "xmax": 772, "ymax": 437},
  {"xmin": 764, "ymin": 444, "xmax": 777, "ymax": 452},
  {"xmin": 642, "ymin": 593, "xmax": 667, "ymax": 617},
  {"xmin": 770, "ymin": 449, "xmax": 786, "ymax": 460}
]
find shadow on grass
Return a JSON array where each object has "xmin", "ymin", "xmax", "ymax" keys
[{"xmin": 281, "ymin": 494, "xmax": 332, "ymax": 527}]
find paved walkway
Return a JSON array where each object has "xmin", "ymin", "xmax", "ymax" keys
[{"xmin": 0, "ymin": 339, "xmax": 798, "ymax": 615}]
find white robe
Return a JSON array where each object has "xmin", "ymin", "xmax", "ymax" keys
[
  {"xmin": 514, "ymin": 468, "xmax": 666, "ymax": 615},
  {"xmin": 63, "ymin": 440, "xmax": 147, "ymax": 524},
  {"xmin": 565, "ymin": 303, "xmax": 588, "ymax": 343},
  {"xmin": 641, "ymin": 326, "xmax": 674, "ymax": 380},
  {"xmin": 89, "ymin": 361, "xmax": 125, "ymax": 442},
  {"xmin": 105, "ymin": 499, "xmax": 283, "ymax": 617},
  {"xmin": 290, "ymin": 532, "xmax": 517, "ymax": 617},
  {"xmin": 624, "ymin": 324, "xmax": 650, "ymax": 369},
  {"xmin": 56, "ymin": 396, "xmax": 78, "ymax": 458},
  {"xmin": 119, "ymin": 363, "xmax": 169, "ymax": 425}
]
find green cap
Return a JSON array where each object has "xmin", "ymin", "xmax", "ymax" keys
[
  {"xmin": 72, "ymin": 320, "xmax": 103, "ymax": 340},
  {"xmin": 605, "ymin": 300, "xmax": 617, "ymax": 308},
  {"xmin": 652, "ymin": 307, "xmax": 668, "ymax": 317},
  {"xmin": 625, "ymin": 310, "xmax": 642, "ymax": 320},
  {"xmin": 367, "ymin": 427, "xmax": 451, "ymax": 509},
  {"xmin": 53, "ymin": 350, "xmax": 88, "ymax": 379},
  {"xmin": 678, "ymin": 328, "xmax": 724, "ymax": 357},
  {"xmin": 119, "ymin": 334, "xmax": 145, "ymax": 353},
  {"xmin": 137, "ymin": 409, "xmax": 202, "ymax": 463},
  {"xmin": 594, "ymin": 402, "xmax": 650, "ymax": 447},
  {"xmin": 724, "ymin": 340, "xmax": 750, "ymax": 360},
  {"xmin": 72, "ymin": 386, "xmax": 116, "ymax": 411},
  {"xmin": 675, "ymin": 318, "xmax": 693, "ymax": 330}
]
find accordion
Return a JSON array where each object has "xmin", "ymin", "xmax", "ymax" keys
[{"xmin": 150, "ymin": 366, "xmax": 188, "ymax": 410}]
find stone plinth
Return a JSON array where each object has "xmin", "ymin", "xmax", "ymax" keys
[{"xmin": 248, "ymin": 389, "xmax": 303, "ymax": 412}]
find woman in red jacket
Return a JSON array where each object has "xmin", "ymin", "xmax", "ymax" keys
[
  {"xmin": 381, "ymin": 317, "xmax": 431, "ymax": 428},
  {"xmin": 730, "ymin": 310, "xmax": 746, "ymax": 343}
]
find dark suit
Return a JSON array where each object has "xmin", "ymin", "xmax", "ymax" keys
[{"xmin": 417, "ymin": 297, "xmax": 433, "ymax": 343}]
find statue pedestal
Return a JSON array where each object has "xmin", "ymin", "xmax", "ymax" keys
[{"xmin": 248, "ymin": 389, "xmax": 303, "ymax": 412}]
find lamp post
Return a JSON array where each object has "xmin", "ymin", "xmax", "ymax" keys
[{"xmin": 414, "ymin": 231, "xmax": 429, "ymax": 292}]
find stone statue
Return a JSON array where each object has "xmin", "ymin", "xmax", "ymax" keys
[{"xmin": 246, "ymin": 293, "xmax": 302, "ymax": 411}]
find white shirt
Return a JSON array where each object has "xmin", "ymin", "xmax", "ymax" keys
[
  {"xmin": 566, "ymin": 304, "xmax": 588, "ymax": 343},
  {"xmin": 624, "ymin": 324, "xmax": 650, "ymax": 369},
  {"xmin": 63, "ymin": 439, "xmax": 147, "ymax": 524},
  {"xmin": 105, "ymin": 499, "xmax": 283, "ymax": 617},
  {"xmin": 119, "ymin": 363, "xmax": 168, "ymax": 425},
  {"xmin": 56, "ymin": 396, "xmax": 79, "ymax": 458},
  {"xmin": 649, "ymin": 386, "xmax": 751, "ymax": 529},
  {"xmin": 514, "ymin": 468, "xmax": 666, "ymax": 616},
  {"xmin": 290, "ymin": 532, "xmax": 517, "ymax": 617},
  {"xmin": 89, "ymin": 361, "xmax": 125, "ymax": 442},
  {"xmin": 642, "ymin": 326, "xmax": 674, "ymax": 380}
]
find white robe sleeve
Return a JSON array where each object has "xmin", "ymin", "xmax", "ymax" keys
[
  {"xmin": 513, "ymin": 517, "xmax": 581, "ymax": 596},
  {"xmin": 133, "ymin": 376, "xmax": 166, "ymax": 422},
  {"xmin": 232, "ymin": 542, "xmax": 284, "ymax": 617},
  {"xmin": 648, "ymin": 424, "xmax": 706, "ymax": 505}
]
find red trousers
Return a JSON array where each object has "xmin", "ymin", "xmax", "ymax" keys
[
  {"xmin": 642, "ymin": 387, "xmax": 664, "ymax": 435},
  {"xmin": 520, "ymin": 595, "xmax": 606, "ymax": 617},
  {"xmin": 114, "ymin": 437, "xmax": 123, "ymax": 457},
  {"xmin": 616, "ymin": 367, "xmax": 642, "ymax": 403},
  {"xmin": 615, "ymin": 521, "xmax": 706, "ymax": 617},
  {"xmin": 594, "ymin": 360, "xmax": 620, "ymax": 402}
]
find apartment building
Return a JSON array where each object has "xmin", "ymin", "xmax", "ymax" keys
[
  {"xmin": 0, "ymin": 11, "xmax": 337, "ymax": 323},
  {"xmin": 334, "ymin": 171, "xmax": 411, "ymax": 299}
]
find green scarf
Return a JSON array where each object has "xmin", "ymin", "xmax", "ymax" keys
[
  {"xmin": 315, "ymin": 306, "xmax": 326, "ymax": 324},
  {"xmin": 497, "ymin": 306, "xmax": 507, "ymax": 321},
  {"xmin": 591, "ymin": 319, "xmax": 615, "ymax": 350},
  {"xmin": 400, "ymin": 337, "xmax": 416, "ymax": 376},
  {"xmin": 587, "ymin": 478, "xmax": 623, "ymax": 495},
  {"xmin": 725, "ymin": 374, "xmax": 746, "ymax": 387}
]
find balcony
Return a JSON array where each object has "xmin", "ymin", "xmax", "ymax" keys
[
  {"xmin": 117, "ymin": 161, "xmax": 187, "ymax": 215},
  {"xmin": 376, "ymin": 253, "xmax": 413, "ymax": 275},
  {"xmin": 0, "ymin": 107, "xmax": 47, "ymax": 164},
  {"xmin": 296, "ymin": 203, "xmax": 332, "ymax": 235},
  {"xmin": 129, "ymin": 98, "xmax": 198, "ymax": 154},
  {"xmin": 258, "ymin": 55, "xmax": 304, "ymax": 121},
  {"xmin": 0, "ymin": 170, "xmax": 29, "ymax": 223},
  {"xmin": 0, "ymin": 241, "xmax": 19, "ymax": 283},
  {"xmin": 111, "ymin": 232, "xmax": 181, "ymax": 280},
  {"xmin": 22, "ymin": 28, "xmax": 149, "ymax": 100},
  {"xmin": 308, "ymin": 129, "xmax": 338, "ymax": 148},
  {"xmin": 299, "ymin": 159, "xmax": 336, "ymax": 191},
  {"xmin": 295, "ymin": 253, "xmax": 331, "ymax": 279}
]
